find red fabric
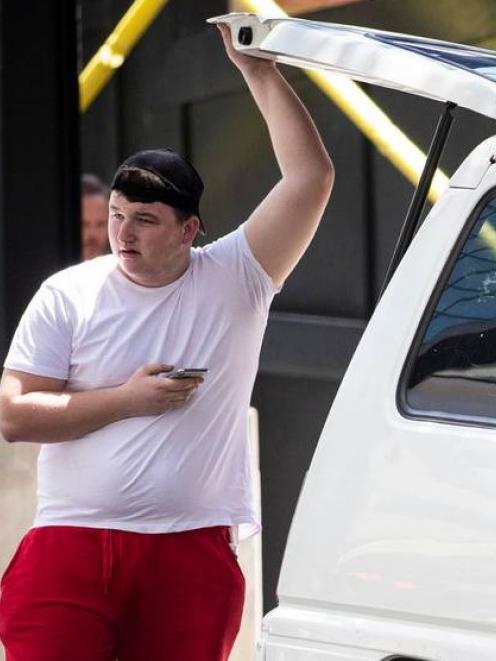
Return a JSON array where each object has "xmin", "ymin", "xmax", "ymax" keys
[{"xmin": 0, "ymin": 525, "xmax": 245, "ymax": 661}]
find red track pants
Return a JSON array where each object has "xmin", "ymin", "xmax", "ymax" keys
[{"xmin": 0, "ymin": 525, "xmax": 245, "ymax": 661}]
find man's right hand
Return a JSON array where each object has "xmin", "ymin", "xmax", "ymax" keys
[
  {"xmin": 119, "ymin": 364, "xmax": 204, "ymax": 417},
  {"xmin": 0, "ymin": 364, "xmax": 204, "ymax": 444}
]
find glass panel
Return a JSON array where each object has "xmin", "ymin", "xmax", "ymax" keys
[{"xmin": 407, "ymin": 195, "xmax": 496, "ymax": 421}]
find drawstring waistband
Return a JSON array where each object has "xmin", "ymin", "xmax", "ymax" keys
[
  {"xmin": 101, "ymin": 526, "xmax": 238, "ymax": 593},
  {"xmin": 102, "ymin": 529, "xmax": 114, "ymax": 595}
]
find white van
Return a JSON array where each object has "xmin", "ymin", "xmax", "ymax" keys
[{"xmin": 211, "ymin": 13, "xmax": 496, "ymax": 661}]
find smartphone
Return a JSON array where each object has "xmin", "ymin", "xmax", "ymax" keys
[{"xmin": 167, "ymin": 368, "xmax": 208, "ymax": 379}]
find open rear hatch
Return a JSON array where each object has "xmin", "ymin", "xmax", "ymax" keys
[{"xmin": 208, "ymin": 13, "xmax": 496, "ymax": 292}]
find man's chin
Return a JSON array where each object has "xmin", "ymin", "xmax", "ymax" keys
[
  {"xmin": 117, "ymin": 263, "xmax": 155, "ymax": 288},
  {"xmin": 118, "ymin": 261, "xmax": 141, "ymax": 280}
]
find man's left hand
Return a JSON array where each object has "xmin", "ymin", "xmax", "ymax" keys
[{"xmin": 216, "ymin": 23, "xmax": 275, "ymax": 77}]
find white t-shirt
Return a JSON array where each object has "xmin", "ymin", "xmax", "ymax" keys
[{"xmin": 5, "ymin": 226, "xmax": 278, "ymax": 538}]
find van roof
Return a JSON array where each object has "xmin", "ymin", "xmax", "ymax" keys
[{"xmin": 209, "ymin": 13, "xmax": 496, "ymax": 121}]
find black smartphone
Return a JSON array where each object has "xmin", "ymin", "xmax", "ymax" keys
[{"xmin": 167, "ymin": 368, "xmax": 208, "ymax": 379}]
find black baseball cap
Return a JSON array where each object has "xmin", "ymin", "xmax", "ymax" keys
[{"xmin": 111, "ymin": 148, "xmax": 206, "ymax": 234}]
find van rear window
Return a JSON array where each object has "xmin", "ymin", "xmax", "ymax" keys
[{"xmin": 404, "ymin": 193, "xmax": 496, "ymax": 423}]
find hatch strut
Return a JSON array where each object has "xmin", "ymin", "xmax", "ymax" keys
[{"xmin": 379, "ymin": 101, "xmax": 457, "ymax": 299}]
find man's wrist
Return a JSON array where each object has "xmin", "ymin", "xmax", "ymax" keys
[
  {"xmin": 113, "ymin": 384, "xmax": 134, "ymax": 419},
  {"xmin": 239, "ymin": 58, "xmax": 277, "ymax": 81}
]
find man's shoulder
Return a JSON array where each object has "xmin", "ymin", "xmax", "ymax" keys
[
  {"xmin": 193, "ymin": 226, "xmax": 243, "ymax": 261},
  {"xmin": 43, "ymin": 254, "xmax": 117, "ymax": 293}
]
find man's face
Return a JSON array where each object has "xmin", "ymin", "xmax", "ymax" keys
[
  {"xmin": 108, "ymin": 191, "xmax": 199, "ymax": 287},
  {"xmin": 81, "ymin": 193, "xmax": 109, "ymax": 260}
]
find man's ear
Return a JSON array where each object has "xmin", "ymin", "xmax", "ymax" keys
[{"xmin": 182, "ymin": 216, "xmax": 200, "ymax": 245}]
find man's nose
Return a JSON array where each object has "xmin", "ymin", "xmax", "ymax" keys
[{"xmin": 118, "ymin": 219, "xmax": 135, "ymax": 242}]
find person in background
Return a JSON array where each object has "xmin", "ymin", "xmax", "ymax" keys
[{"xmin": 81, "ymin": 173, "xmax": 110, "ymax": 260}]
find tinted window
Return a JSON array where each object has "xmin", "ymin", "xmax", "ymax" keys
[{"xmin": 405, "ymin": 194, "xmax": 496, "ymax": 423}]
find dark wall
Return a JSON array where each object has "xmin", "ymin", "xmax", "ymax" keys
[
  {"xmin": 78, "ymin": 0, "xmax": 496, "ymax": 612},
  {"xmin": 0, "ymin": 1, "xmax": 80, "ymax": 356}
]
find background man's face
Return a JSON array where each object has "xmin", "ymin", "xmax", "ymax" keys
[{"xmin": 81, "ymin": 193, "xmax": 109, "ymax": 260}]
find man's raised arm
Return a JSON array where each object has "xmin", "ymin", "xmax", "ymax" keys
[{"xmin": 218, "ymin": 23, "xmax": 334, "ymax": 287}]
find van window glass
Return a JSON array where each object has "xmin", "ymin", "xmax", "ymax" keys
[{"xmin": 406, "ymin": 195, "xmax": 496, "ymax": 421}]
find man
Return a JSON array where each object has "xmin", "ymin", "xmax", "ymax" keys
[
  {"xmin": 81, "ymin": 173, "xmax": 110, "ymax": 260},
  {"xmin": 0, "ymin": 24, "xmax": 333, "ymax": 661}
]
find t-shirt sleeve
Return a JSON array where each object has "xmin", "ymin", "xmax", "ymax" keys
[
  {"xmin": 202, "ymin": 225, "xmax": 281, "ymax": 314},
  {"xmin": 4, "ymin": 282, "xmax": 73, "ymax": 380}
]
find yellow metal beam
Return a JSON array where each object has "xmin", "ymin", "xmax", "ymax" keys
[
  {"xmin": 79, "ymin": 0, "xmax": 169, "ymax": 113},
  {"xmin": 239, "ymin": 0, "xmax": 449, "ymax": 203}
]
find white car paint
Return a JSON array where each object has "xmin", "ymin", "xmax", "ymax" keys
[{"xmin": 262, "ymin": 159, "xmax": 496, "ymax": 660}]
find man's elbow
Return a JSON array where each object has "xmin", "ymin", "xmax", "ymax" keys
[
  {"xmin": 1, "ymin": 425, "xmax": 20, "ymax": 443},
  {"xmin": 320, "ymin": 156, "xmax": 335, "ymax": 195},
  {"xmin": 1, "ymin": 420, "xmax": 20, "ymax": 443},
  {"xmin": 309, "ymin": 157, "xmax": 335, "ymax": 206},
  {"xmin": 0, "ymin": 403, "xmax": 24, "ymax": 443},
  {"xmin": 307, "ymin": 159, "xmax": 334, "ymax": 210}
]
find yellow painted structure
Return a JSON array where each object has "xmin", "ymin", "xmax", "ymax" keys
[{"xmin": 79, "ymin": 0, "xmax": 169, "ymax": 112}]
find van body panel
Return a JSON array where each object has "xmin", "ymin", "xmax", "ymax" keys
[
  {"xmin": 260, "ymin": 606, "xmax": 496, "ymax": 660},
  {"xmin": 449, "ymin": 136, "xmax": 496, "ymax": 188},
  {"xmin": 263, "ymin": 633, "xmax": 385, "ymax": 661},
  {"xmin": 278, "ymin": 167, "xmax": 496, "ymax": 623},
  {"xmin": 208, "ymin": 13, "xmax": 496, "ymax": 120},
  {"xmin": 262, "ymin": 151, "xmax": 496, "ymax": 658}
]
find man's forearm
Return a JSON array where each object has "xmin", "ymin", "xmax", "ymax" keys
[
  {"xmin": 2, "ymin": 386, "xmax": 131, "ymax": 444},
  {"xmin": 241, "ymin": 63, "xmax": 332, "ymax": 184}
]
